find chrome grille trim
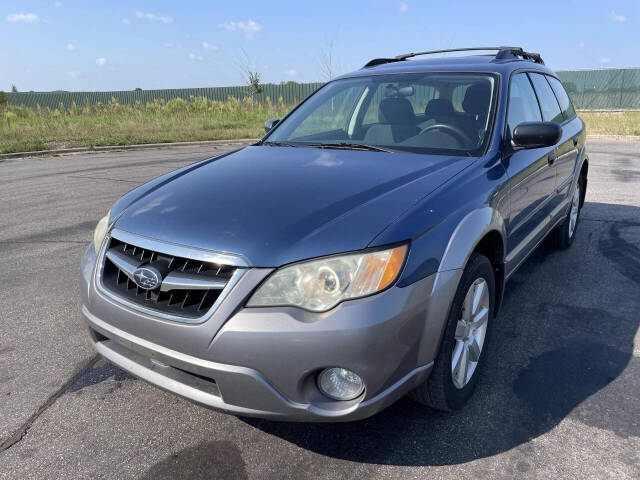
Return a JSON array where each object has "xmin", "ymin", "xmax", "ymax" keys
[
  {"xmin": 109, "ymin": 228, "xmax": 250, "ymax": 267},
  {"xmin": 160, "ymin": 271, "xmax": 227, "ymax": 292},
  {"xmin": 94, "ymin": 230, "xmax": 247, "ymax": 324}
]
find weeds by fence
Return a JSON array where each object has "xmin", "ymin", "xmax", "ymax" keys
[
  {"xmin": 0, "ymin": 96, "xmax": 293, "ymax": 154},
  {"xmin": 5, "ymin": 83, "xmax": 323, "ymax": 109}
]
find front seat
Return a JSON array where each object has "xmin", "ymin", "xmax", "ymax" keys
[
  {"xmin": 459, "ymin": 81, "xmax": 492, "ymax": 141},
  {"xmin": 420, "ymin": 98, "xmax": 456, "ymax": 128},
  {"xmin": 364, "ymin": 97, "xmax": 420, "ymax": 144}
]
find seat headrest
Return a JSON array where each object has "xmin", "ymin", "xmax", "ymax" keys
[
  {"xmin": 379, "ymin": 97, "xmax": 415, "ymax": 124},
  {"xmin": 425, "ymin": 99, "xmax": 455, "ymax": 118},
  {"xmin": 463, "ymin": 81, "xmax": 492, "ymax": 116}
]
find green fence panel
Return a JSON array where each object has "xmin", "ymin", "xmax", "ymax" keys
[
  {"xmin": 5, "ymin": 69, "xmax": 640, "ymax": 110},
  {"xmin": 556, "ymin": 68, "xmax": 640, "ymax": 110},
  {"xmin": 5, "ymin": 83, "xmax": 324, "ymax": 109}
]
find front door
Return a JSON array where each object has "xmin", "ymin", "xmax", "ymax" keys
[{"xmin": 504, "ymin": 72, "xmax": 558, "ymax": 276}]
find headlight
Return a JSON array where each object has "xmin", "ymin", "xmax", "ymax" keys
[
  {"xmin": 247, "ymin": 245, "xmax": 407, "ymax": 312},
  {"xmin": 93, "ymin": 210, "xmax": 111, "ymax": 254}
]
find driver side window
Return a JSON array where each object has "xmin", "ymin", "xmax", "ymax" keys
[{"xmin": 507, "ymin": 73, "xmax": 542, "ymax": 137}]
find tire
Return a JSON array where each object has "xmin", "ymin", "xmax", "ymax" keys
[
  {"xmin": 409, "ymin": 252, "xmax": 495, "ymax": 411},
  {"xmin": 548, "ymin": 175, "xmax": 583, "ymax": 250}
]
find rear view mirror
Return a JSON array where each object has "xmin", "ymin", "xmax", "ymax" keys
[
  {"xmin": 264, "ymin": 118, "xmax": 280, "ymax": 133},
  {"xmin": 512, "ymin": 122, "xmax": 562, "ymax": 149},
  {"xmin": 384, "ymin": 85, "xmax": 415, "ymax": 97}
]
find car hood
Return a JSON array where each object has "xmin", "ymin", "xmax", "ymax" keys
[{"xmin": 113, "ymin": 146, "xmax": 468, "ymax": 266}]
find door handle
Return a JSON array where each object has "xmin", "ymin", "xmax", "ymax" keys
[
  {"xmin": 547, "ymin": 152, "xmax": 556, "ymax": 165},
  {"xmin": 573, "ymin": 136, "xmax": 579, "ymax": 147}
]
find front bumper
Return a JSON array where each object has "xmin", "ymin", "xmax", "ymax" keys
[{"xmin": 80, "ymin": 245, "xmax": 460, "ymax": 421}]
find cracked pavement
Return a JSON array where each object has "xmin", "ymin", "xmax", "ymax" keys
[{"xmin": 0, "ymin": 141, "xmax": 638, "ymax": 479}]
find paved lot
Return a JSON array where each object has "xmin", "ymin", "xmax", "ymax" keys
[{"xmin": 0, "ymin": 141, "xmax": 638, "ymax": 479}]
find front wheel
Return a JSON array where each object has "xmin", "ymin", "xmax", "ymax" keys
[{"xmin": 409, "ymin": 253, "xmax": 495, "ymax": 411}]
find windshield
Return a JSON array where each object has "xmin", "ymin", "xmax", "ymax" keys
[{"xmin": 265, "ymin": 72, "xmax": 498, "ymax": 156}]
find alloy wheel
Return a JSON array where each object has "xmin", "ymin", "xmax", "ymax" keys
[
  {"xmin": 451, "ymin": 278, "xmax": 490, "ymax": 389},
  {"xmin": 568, "ymin": 183, "xmax": 581, "ymax": 239}
]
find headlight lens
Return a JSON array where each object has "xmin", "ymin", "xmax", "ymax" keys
[
  {"xmin": 247, "ymin": 245, "xmax": 407, "ymax": 312},
  {"xmin": 93, "ymin": 211, "xmax": 111, "ymax": 254}
]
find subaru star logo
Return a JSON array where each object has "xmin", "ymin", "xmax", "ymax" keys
[{"xmin": 132, "ymin": 266, "xmax": 162, "ymax": 290}]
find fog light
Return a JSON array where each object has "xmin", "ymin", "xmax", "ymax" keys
[{"xmin": 317, "ymin": 368, "xmax": 364, "ymax": 401}]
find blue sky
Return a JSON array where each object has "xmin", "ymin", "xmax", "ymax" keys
[{"xmin": 1, "ymin": 0, "xmax": 638, "ymax": 92}]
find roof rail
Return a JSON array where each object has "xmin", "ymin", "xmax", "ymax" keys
[{"xmin": 363, "ymin": 46, "xmax": 544, "ymax": 68}]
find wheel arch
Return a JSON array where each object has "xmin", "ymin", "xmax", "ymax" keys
[
  {"xmin": 438, "ymin": 207, "xmax": 506, "ymax": 317},
  {"xmin": 416, "ymin": 207, "xmax": 507, "ymax": 365}
]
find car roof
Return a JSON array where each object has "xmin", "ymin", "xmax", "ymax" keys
[{"xmin": 335, "ymin": 55, "xmax": 555, "ymax": 80}]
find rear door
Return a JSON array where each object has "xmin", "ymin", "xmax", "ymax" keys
[
  {"xmin": 546, "ymin": 75, "xmax": 582, "ymax": 209},
  {"xmin": 529, "ymin": 73, "xmax": 575, "ymax": 219},
  {"xmin": 504, "ymin": 72, "xmax": 557, "ymax": 276}
]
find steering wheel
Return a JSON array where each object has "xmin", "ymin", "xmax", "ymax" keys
[{"xmin": 419, "ymin": 123, "xmax": 473, "ymax": 146}]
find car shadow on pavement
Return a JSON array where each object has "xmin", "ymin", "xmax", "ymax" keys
[{"xmin": 243, "ymin": 202, "xmax": 640, "ymax": 466}]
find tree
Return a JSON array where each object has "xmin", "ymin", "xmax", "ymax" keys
[
  {"xmin": 11, "ymin": 84, "xmax": 18, "ymax": 93},
  {"xmin": 238, "ymin": 49, "xmax": 263, "ymax": 101},
  {"xmin": 319, "ymin": 36, "xmax": 340, "ymax": 82}
]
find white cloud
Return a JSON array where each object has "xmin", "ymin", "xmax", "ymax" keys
[
  {"xmin": 136, "ymin": 11, "xmax": 173, "ymax": 24},
  {"xmin": 399, "ymin": 2, "xmax": 409, "ymax": 13},
  {"xmin": 600, "ymin": 57, "xmax": 610, "ymax": 64},
  {"xmin": 122, "ymin": 18, "xmax": 131, "ymax": 25},
  {"xmin": 54, "ymin": 1, "xmax": 62, "ymax": 7},
  {"xmin": 284, "ymin": 69, "xmax": 298, "ymax": 76},
  {"xmin": 202, "ymin": 41, "xmax": 218, "ymax": 51},
  {"xmin": 218, "ymin": 19, "xmax": 262, "ymax": 39},
  {"xmin": 188, "ymin": 52, "xmax": 203, "ymax": 61},
  {"xmin": 66, "ymin": 43, "xmax": 76, "ymax": 51},
  {"xmin": 609, "ymin": 11, "xmax": 626, "ymax": 23},
  {"xmin": 578, "ymin": 41, "xmax": 585, "ymax": 50},
  {"xmin": 6, "ymin": 13, "xmax": 39, "ymax": 23},
  {"xmin": 96, "ymin": 57, "xmax": 107, "ymax": 66}
]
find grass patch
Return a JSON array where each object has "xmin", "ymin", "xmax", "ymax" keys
[
  {"xmin": 578, "ymin": 110, "xmax": 640, "ymax": 136},
  {"xmin": 1, "ymin": 99, "xmax": 639, "ymax": 155},
  {"xmin": 0, "ymin": 97, "xmax": 292, "ymax": 154}
]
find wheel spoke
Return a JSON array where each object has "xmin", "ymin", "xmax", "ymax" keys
[
  {"xmin": 468, "ymin": 337, "xmax": 481, "ymax": 362},
  {"xmin": 454, "ymin": 320, "xmax": 467, "ymax": 340},
  {"xmin": 454, "ymin": 344, "xmax": 469, "ymax": 387},
  {"xmin": 451, "ymin": 341, "xmax": 464, "ymax": 375},
  {"xmin": 472, "ymin": 281, "xmax": 485, "ymax": 315},
  {"xmin": 462, "ymin": 289, "xmax": 474, "ymax": 322},
  {"xmin": 473, "ymin": 306, "xmax": 489, "ymax": 328}
]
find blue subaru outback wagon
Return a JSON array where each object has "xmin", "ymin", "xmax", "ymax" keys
[{"xmin": 81, "ymin": 47, "xmax": 587, "ymax": 421}]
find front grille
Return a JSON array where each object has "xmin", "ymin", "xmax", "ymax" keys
[{"xmin": 100, "ymin": 237, "xmax": 236, "ymax": 319}]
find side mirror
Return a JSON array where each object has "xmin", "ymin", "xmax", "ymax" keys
[
  {"xmin": 512, "ymin": 121, "xmax": 562, "ymax": 149},
  {"xmin": 264, "ymin": 118, "xmax": 280, "ymax": 133}
]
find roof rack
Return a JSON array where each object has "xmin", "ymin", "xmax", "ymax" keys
[{"xmin": 363, "ymin": 46, "xmax": 544, "ymax": 68}]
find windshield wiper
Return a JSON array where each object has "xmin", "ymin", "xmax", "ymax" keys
[
  {"xmin": 305, "ymin": 142, "xmax": 397, "ymax": 153},
  {"xmin": 260, "ymin": 141, "xmax": 303, "ymax": 148}
]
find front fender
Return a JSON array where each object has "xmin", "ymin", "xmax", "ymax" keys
[
  {"xmin": 412, "ymin": 207, "xmax": 507, "ymax": 365},
  {"xmin": 438, "ymin": 206, "xmax": 506, "ymax": 272}
]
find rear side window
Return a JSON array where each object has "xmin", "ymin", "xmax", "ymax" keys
[
  {"xmin": 507, "ymin": 73, "xmax": 542, "ymax": 136},
  {"xmin": 529, "ymin": 73, "xmax": 563, "ymax": 123},
  {"xmin": 547, "ymin": 76, "xmax": 576, "ymax": 120}
]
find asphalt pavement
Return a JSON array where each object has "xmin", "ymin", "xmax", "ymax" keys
[{"xmin": 0, "ymin": 141, "xmax": 638, "ymax": 479}]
